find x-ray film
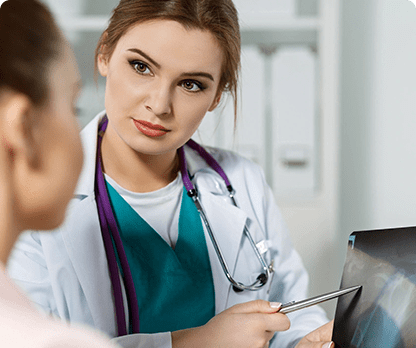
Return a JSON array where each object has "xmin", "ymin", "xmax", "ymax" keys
[{"xmin": 332, "ymin": 227, "xmax": 416, "ymax": 348}]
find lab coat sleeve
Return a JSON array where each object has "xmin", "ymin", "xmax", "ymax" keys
[
  {"xmin": 248, "ymin": 162, "xmax": 329, "ymax": 348},
  {"xmin": 7, "ymin": 230, "xmax": 58, "ymax": 317}
]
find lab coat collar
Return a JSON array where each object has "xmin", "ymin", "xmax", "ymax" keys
[{"xmin": 74, "ymin": 111, "xmax": 105, "ymax": 197}]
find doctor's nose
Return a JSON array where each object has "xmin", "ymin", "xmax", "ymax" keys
[{"xmin": 144, "ymin": 83, "xmax": 173, "ymax": 117}]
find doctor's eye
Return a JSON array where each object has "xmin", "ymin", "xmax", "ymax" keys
[
  {"xmin": 181, "ymin": 80, "xmax": 206, "ymax": 92},
  {"xmin": 129, "ymin": 60, "xmax": 151, "ymax": 75}
]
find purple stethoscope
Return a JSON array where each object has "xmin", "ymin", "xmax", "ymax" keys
[{"xmin": 95, "ymin": 117, "xmax": 272, "ymax": 335}]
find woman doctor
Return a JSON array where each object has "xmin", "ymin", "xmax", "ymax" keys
[{"xmin": 8, "ymin": 0, "xmax": 333, "ymax": 347}]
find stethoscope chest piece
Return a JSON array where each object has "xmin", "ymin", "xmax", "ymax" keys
[{"xmin": 232, "ymin": 272, "xmax": 269, "ymax": 293}]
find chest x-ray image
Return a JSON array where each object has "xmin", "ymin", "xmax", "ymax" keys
[{"xmin": 333, "ymin": 227, "xmax": 416, "ymax": 348}]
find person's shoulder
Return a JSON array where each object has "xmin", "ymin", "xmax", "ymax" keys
[
  {"xmin": 40, "ymin": 323, "xmax": 119, "ymax": 348},
  {"xmin": 0, "ymin": 314, "xmax": 118, "ymax": 348},
  {"xmin": 0, "ymin": 268, "xmax": 118, "ymax": 348}
]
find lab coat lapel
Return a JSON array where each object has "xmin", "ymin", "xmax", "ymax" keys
[
  {"xmin": 62, "ymin": 197, "xmax": 116, "ymax": 335},
  {"xmin": 62, "ymin": 112, "xmax": 117, "ymax": 335},
  {"xmin": 185, "ymin": 146, "xmax": 248, "ymax": 313},
  {"xmin": 200, "ymin": 190, "xmax": 247, "ymax": 313}
]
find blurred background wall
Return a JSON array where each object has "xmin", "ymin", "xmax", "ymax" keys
[
  {"xmin": 40, "ymin": 0, "xmax": 416, "ymax": 318},
  {"xmin": 340, "ymin": 0, "xmax": 416, "ymax": 240}
]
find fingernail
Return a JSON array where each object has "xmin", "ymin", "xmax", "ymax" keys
[
  {"xmin": 270, "ymin": 302, "xmax": 281, "ymax": 309},
  {"xmin": 323, "ymin": 342, "xmax": 334, "ymax": 348}
]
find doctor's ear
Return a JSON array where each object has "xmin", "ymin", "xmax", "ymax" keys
[
  {"xmin": 97, "ymin": 51, "xmax": 109, "ymax": 77},
  {"xmin": 97, "ymin": 32, "xmax": 110, "ymax": 77},
  {"xmin": 0, "ymin": 91, "xmax": 40, "ymax": 168}
]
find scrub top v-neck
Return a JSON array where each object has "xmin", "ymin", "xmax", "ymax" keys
[{"xmin": 104, "ymin": 176, "xmax": 215, "ymax": 334}]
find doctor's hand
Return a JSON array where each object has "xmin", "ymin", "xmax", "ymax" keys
[
  {"xmin": 171, "ymin": 300, "xmax": 290, "ymax": 348},
  {"xmin": 295, "ymin": 320, "xmax": 334, "ymax": 348}
]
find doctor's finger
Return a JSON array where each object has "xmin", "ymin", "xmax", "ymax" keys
[
  {"xmin": 228, "ymin": 300, "xmax": 282, "ymax": 314},
  {"xmin": 264, "ymin": 312, "xmax": 291, "ymax": 332},
  {"xmin": 300, "ymin": 321, "xmax": 334, "ymax": 343}
]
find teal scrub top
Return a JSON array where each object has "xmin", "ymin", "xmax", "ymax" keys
[{"xmin": 106, "ymin": 181, "xmax": 215, "ymax": 333}]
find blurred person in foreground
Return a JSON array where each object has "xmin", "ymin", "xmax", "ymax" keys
[{"xmin": 0, "ymin": 0, "xmax": 120, "ymax": 346}]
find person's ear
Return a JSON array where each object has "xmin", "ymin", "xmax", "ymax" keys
[
  {"xmin": 97, "ymin": 32, "xmax": 110, "ymax": 77},
  {"xmin": 208, "ymin": 91, "xmax": 222, "ymax": 112},
  {"xmin": 97, "ymin": 50, "xmax": 109, "ymax": 77},
  {"xmin": 0, "ymin": 91, "xmax": 39, "ymax": 168}
]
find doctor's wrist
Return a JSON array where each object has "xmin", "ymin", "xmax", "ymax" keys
[{"xmin": 171, "ymin": 326, "xmax": 209, "ymax": 348}]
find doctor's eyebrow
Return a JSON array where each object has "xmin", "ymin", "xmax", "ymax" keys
[
  {"xmin": 127, "ymin": 48, "xmax": 215, "ymax": 82},
  {"xmin": 127, "ymin": 48, "xmax": 161, "ymax": 69},
  {"xmin": 179, "ymin": 71, "xmax": 214, "ymax": 82}
]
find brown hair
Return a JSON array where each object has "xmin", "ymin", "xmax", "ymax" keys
[
  {"xmin": 0, "ymin": 0, "xmax": 62, "ymax": 105},
  {"xmin": 95, "ymin": 0, "xmax": 241, "ymax": 122}
]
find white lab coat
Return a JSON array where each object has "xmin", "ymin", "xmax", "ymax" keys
[{"xmin": 8, "ymin": 112, "xmax": 328, "ymax": 348}]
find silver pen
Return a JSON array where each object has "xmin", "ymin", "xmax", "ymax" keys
[{"xmin": 279, "ymin": 285, "xmax": 362, "ymax": 314}]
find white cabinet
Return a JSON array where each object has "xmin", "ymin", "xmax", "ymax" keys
[
  {"xmin": 236, "ymin": 0, "xmax": 296, "ymax": 17},
  {"xmin": 272, "ymin": 47, "xmax": 317, "ymax": 197},
  {"xmin": 195, "ymin": 0, "xmax": 339, "ymax": 204}
]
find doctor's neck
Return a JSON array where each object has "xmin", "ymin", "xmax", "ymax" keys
[{"xmin": 100, "ymin": 125, "xmax": 180, "ymax": 193}]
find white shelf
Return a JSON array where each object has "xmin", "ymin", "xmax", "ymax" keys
[
  {"xmin": 57, "ymin": 15, "xmax": 319, "ymax": 45},
  {"xmin": 57, "ymin": 15, "xmax": 109, "ymax": 31},
  {"xmin": 240, "ymin": 17, "xmax": 320, "ymax": 46}
]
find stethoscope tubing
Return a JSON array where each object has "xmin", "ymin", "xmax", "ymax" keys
[
  {"xmin": 178, "ymin": 143, "xmax": 271, "ymax": 291},
  {"xmin": 96, "ymin": 119, "xmax": 140, "ymax": 335},
  {"xmin": 193, "ymin": 193, "xmax": 270, "ymax": 291}
]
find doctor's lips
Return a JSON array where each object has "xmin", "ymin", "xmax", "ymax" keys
[{"xmin": 133, "ymin": 119, "xmax": 170, "ymax": 137}]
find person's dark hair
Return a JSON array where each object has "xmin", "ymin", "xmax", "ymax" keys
[
  {"xmin": 95, "ymin": 0, "xmax": 241, "ymax": 122},
  {"xmin": 0, "ymin": 0, "xmax": 62, "ymax": 105}
]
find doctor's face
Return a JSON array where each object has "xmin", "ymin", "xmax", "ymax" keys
[{"xmin": 97, "ymin": 19, "xmax": 224, "ymax": 157}]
